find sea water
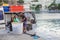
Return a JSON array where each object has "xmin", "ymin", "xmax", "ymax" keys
[{"xmin": 35, "ymin": 13, "xmax": 60, "ymax": 40}]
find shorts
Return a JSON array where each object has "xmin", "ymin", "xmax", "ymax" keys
[{"xmin": 23, "ymin": 21, "xmax": 27, "ymax": 27}]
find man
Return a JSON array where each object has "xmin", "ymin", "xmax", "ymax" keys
[{"xmin": 20, "ymin": 13, "xmax": 27, "ymax": 33}]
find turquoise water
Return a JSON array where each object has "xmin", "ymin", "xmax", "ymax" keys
[
  {"xmin": 36, "ymin": 19, "xmax": 60, "ymax": 40},
  {"xmin": 35, "ymin": 13, "xmax": 60, "ymax": 40},
  {"xmin": 37, "ymin": 19, "xmax": 60, "ymax": 29}
]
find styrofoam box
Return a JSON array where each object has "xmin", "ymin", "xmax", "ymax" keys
[{"xmin": 12, "ymin": 22, "xmax": 23, "ymax": 34}]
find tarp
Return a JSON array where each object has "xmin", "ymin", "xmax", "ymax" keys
[
  {"xmin": 0, "ymin": 6, "xmax": 4, "ymax": 23},
  {"xmin": 10, "ymin": 5, "xmax": 24, "ymax": 12},
  {"xmin": 0, "ymin": 6, "xmax": 5, "ymax": 30},
  {"xmin": 3, "ymin": 6, "xmax": 10, "ymax": 12},
  {"xmin": 3, "ymin": 3, "xmax": 9, "ymax": 6}
]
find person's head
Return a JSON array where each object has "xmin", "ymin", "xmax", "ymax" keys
[
  {"xmin": 19, "ymin": 12, "xmax": 24, "ymax": 16},
  {"xmin": 14, "ymin": 15, "xmax": 18, "ymax": 18}
]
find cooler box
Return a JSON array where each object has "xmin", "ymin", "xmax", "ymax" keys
[{"xmin": 12, "ymin": 22, "xmax": 23, "ymax": 34}]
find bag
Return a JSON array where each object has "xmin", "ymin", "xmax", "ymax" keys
[
  {"xmin": 26, "ymin": 24, "xmax": 32, "ymax": 31},
  {"xmin": 31, "ymin": 19, "xmax": 36, "ymax": 24},
  {"xmin": 26, "ymin": 21, "xmax": 31, "ymax": 24}
]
